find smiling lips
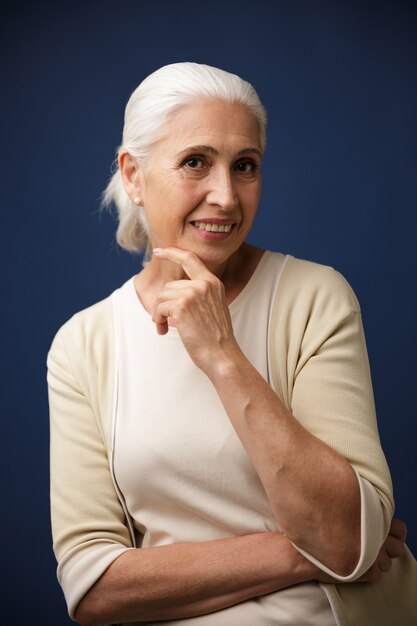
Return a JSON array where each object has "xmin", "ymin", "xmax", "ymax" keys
[
  {"xmin": 190, "ymin": 218, "xmax": 237, "ymax": 239},
  {"xmin": 193, "ymin": 220, "xmax": 233, "ymax": 233}
]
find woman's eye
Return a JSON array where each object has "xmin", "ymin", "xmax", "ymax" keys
[
  {"xmin": 235, "ymin": 160, "xmax": 257, "ymax": 173},
  {"xmin": 184, "ymin": 156, "xmax": 206, "ymax": 169}
]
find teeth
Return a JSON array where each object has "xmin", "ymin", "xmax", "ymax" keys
[{"xmin": 194, "ymin": 222, "xmax": 232, "ymax": 233}]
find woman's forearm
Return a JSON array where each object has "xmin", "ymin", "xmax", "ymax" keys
[
  {"xmin": 75, "ymin": 532, "xmax": 313, "ymax": 626},
  {"xmin": 207, "ymin": 351, "xmax": 361, "ymax": 577}
]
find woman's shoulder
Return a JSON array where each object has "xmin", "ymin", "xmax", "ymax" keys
[
  {"xmin": 47, "ymin": 292, "xmax": 117, "ymax": 375},
  {"xmin": 266, "ymin": 255, "xmax": 360, "ymax": 323},
  {"xmin": 54, "ymin": 294, "xmax": 114, "ymax": 343},
  {"xmin": 275, "ymin": 252, "xmax": 361, "ymax": 315}
]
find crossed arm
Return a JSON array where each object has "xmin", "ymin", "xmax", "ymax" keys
[
  {"xmin": 50, "ymin": 247, "xmax": 405, "ymax": 626},
  {"xmin": 74, "ymin": 515, "xmax": 406, "ymax": 626}
]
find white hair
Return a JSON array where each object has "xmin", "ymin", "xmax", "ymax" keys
[{"xmin": 101, "ymin": 62, "xmax": 267, "ymax": 257}]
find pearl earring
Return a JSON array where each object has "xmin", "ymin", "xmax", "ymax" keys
[{"xmin": 133, "ymin": 197, "xmax": 141, "ymax": 205}]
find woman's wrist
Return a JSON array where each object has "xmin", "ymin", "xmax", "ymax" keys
[
  {"xmin": 290, "ymin": 545, "xmax": 320, "ymax": 583},
  {"xmin": 277, "ymin": 535, "xmax": 319, "ymax": 585},
  {"xmin": 203, "ymin": 342, "xmax": 249, "ymax": 385},
  {"xmin": 260, "ymin": 532, "xmax": 319, "ymax": 589}
]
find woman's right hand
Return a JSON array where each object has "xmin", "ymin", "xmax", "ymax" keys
[{"xmin": 314, "ymin": 518, "xmax": 407, "ymax": 584}]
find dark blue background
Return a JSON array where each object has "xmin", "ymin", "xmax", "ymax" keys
[{"xmin": 1, "ymin": 1, "xmax": 416, "ymax": 623}]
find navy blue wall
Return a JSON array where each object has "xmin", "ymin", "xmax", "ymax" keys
[{"xmin": 1, "ymin": 1, "xmax": 415, "ymax": 623}]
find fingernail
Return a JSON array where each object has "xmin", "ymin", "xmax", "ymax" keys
[{"xmin": 153, "ymin": 248, "xmax": 162, "ymax": 254}]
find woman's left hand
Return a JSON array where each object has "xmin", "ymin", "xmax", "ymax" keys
[{"xmin": 152, "ymin": 247, "xmax": 242, "ymax": 373}]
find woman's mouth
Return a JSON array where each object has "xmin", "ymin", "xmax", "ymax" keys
[
  {"xmin": 190, "ymin": 220, "xmax": 236, "ymax": 240},
  {"xmin": 193, "ymin": 221, "xmax": 233, "ymax": 233}
]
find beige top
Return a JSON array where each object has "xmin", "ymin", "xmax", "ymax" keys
[
  {"xmin": 48, "ymin": 253, "xmax": 406, "ymax": 625},
  {"xmin": 112, "ymin": 251, "xmax": 387, "ymax": 625}
]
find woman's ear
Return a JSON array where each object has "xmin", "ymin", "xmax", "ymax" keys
[{"xmin": 118, "ymin": 151, "xmax": 144, "ymax": 203}]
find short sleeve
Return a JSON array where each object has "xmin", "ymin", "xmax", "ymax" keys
[
  {"xmin": 47, "ymin": 324, "xmax": 134, "ymax": 618},
  {"xmin": 290, "ymin": 307, "xmax": 393, "ymax": 529},
  {"xmin": 269, "ymin": 258, "xmax": 394, "ymax": 579}
]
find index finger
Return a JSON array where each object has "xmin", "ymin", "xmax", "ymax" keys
[{"xmin": 153, "ymin": 247, "xmax": 213, "ymax": 280}]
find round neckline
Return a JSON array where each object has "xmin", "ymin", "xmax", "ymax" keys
[
  {"xmin": 228, "ymin": 250, "xmax": 270, "ymax": 313},
  {"xmin": 127, "ymin": 250, "xmax": 271, "ymax": 333}
]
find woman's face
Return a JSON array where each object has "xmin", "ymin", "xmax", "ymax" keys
[{"xmin": 137, "ymin": 99, "xmax": 263, "ymax": 268}]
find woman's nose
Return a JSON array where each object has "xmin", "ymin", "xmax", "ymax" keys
[{"xmin": 206, "ymin": 168, "xmax": 238, "ymax": 211}]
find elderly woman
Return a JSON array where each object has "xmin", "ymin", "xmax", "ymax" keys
[{"xmin": 47, "ymin": 62, "xmax": 415, "ymax": 626}]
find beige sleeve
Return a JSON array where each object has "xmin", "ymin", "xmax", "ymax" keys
[
  {"xmin": 270, "ymin": 259, "xmax": 394, "ymax": 580},
  {"xmin": 47, "ymin": 324, "xmax": 134, "ymax": 619},
  {"xmin": 291, "ymin": 307, "xmax": 393, "ymax": 506}
]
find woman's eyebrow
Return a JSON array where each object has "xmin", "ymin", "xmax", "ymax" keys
[
  {"xmin": 238, "ymin": 147, "xmax": 263, "ymax": 158},
  {"xmin": 176, "ymin": 145, "xmax": 217, "ymax": 157},
  {"xmin": 176, "ymin": 145, "xmax": 262, "ymax": 159}
]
